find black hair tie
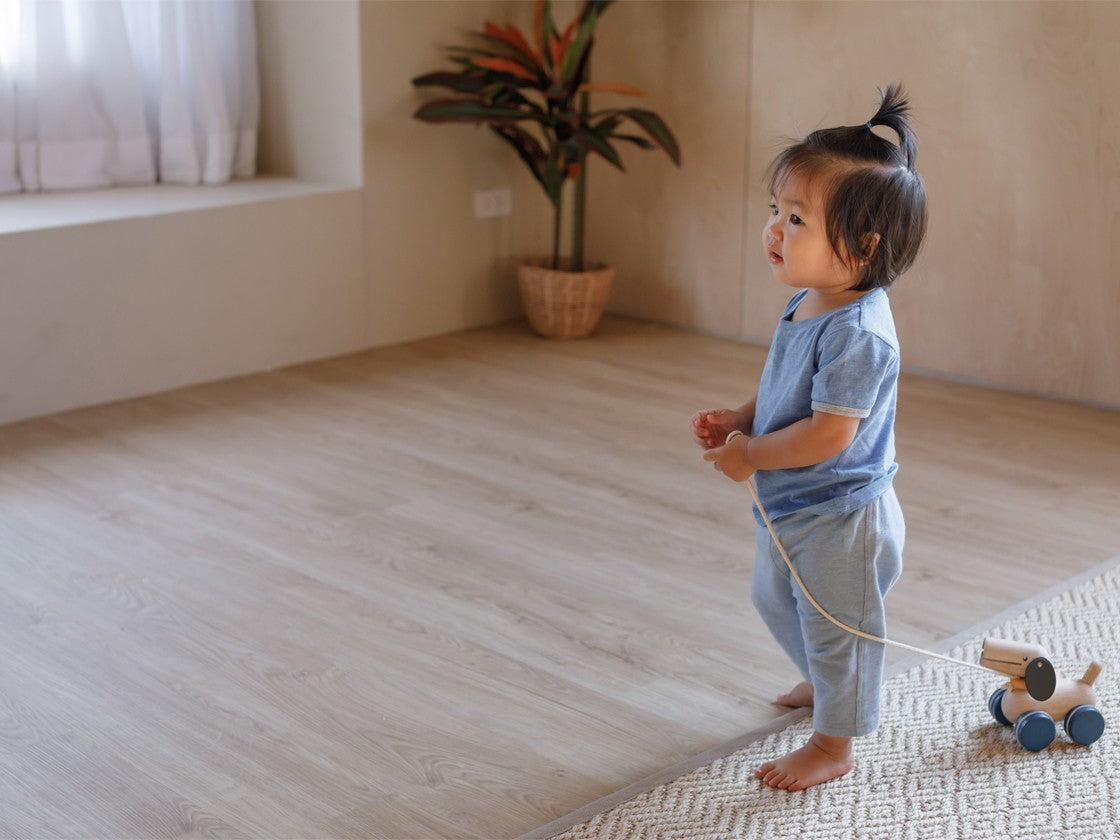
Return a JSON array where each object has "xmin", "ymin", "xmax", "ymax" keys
[{"xmin": 866, "ymin": 120, "xmax": 875, "ymax": 133}]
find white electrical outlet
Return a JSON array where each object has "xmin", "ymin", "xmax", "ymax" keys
[{"xmin": 473, "ymin": 188, "xmax": 512, "ymax": 219}]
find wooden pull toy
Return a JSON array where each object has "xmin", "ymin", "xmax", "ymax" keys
[{"xmin": 981, "ymin": 638, "xmax": 1106, "ymax": 751}]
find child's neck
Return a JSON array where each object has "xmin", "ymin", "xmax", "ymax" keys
[{"xmin": 791, "ymin": 287, "xmax": 869, "ymax": 321}]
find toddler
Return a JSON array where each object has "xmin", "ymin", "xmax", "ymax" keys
[{"xmin": 692, "ymin": 85, "xmax": 928, "ymax": 791}]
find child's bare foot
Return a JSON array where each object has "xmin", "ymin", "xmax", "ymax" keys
[
  {"xmin": 754, "ymin": 731, "xmax": 854, "ymax": 791},
  {"xmin": 776, "ymin": 681, "xmax": 814, "ymax": 708}
]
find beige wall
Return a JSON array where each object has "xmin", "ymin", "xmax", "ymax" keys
[
  {"xmin": 588, "ymin": 0, "xmax": 1120, "ymax": 408},
  {"xmin": 588, "ymin": 1, "xmax": 752, "ymax": 336},
  {"xmin": 361, "ymin": 1, "xmax": 526, "ymax": 344},
  {"xmin": 256, "ymin": 0, "xmax": 363, "ymax": 186}
]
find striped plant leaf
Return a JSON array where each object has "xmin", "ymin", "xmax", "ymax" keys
[{"xmin": 413, "ymin": 100, "xmax": 531, "ymax": 124}]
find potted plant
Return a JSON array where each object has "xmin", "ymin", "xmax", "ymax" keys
[{"xmin": 411, "ymin": 0, "xmax": 680, "ymax": 338}]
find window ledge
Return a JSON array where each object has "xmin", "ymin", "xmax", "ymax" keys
[{"xmin": 0, "ymin": 177, "xmax": 354, "ymax": 235}]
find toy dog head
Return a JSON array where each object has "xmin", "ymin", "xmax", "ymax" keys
[{"xmin": 980, "ymin": 638, "xmax": 1056, "ymax": 701}]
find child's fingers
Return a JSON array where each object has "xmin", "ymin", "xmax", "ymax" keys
[{"xmin": 693, "ymin": 411, "xmax": 720, "ymax": 436}]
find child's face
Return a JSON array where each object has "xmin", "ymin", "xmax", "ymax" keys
[{"xmin": 762, "ymin": 174, "xmax": 862, "ymax": 294}]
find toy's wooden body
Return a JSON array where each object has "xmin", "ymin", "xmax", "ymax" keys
[
  {"xmin": 982, "ymin": 640, "xmax": 1106, "ymax": 751},
  {"xmin": 998, "ymin": 666, "xmax": 1099, "ymax": 724}
]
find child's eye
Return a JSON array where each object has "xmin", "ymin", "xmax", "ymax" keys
[
  {"xmin": 768, "ymin": 204, "xmax": 778, "ymax": 216},
  {"xmin": 790, "ymin": 214, "xmax": 804, "ymax": 225}
]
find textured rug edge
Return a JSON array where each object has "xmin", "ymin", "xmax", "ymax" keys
[{"xmin": 516, "ymin": 553, "xmax": 1120, "ymax": 840}]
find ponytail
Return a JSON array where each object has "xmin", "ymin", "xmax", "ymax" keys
[
  {"xmin": 864, "ymin": 83, "xmax": 918, "ymax": 171},
  {"xmin": 795, "ymin": 83, "xmax": 918, "ymax": 172}
]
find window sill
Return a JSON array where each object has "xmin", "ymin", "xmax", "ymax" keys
[{"xmin": 0, "ymin": 177, "xmax": 355, "ymax": 235}]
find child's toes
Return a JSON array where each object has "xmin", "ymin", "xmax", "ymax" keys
[{"xmin": 762, "ymin": 768, "xmax": 787, "ymax": 788}]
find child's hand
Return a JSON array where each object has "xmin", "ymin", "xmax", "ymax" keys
[
  {"xmin": 691, "ymin": 409, "xmax": 747, "ymax": 449},
  {"xmin": 702, "ymin": 434, "xmax": 755, "ymax": 482}
]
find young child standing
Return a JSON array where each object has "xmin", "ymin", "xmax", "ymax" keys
[{"xmin": 692, "ymin": 85, "xmax": 928, "ymax": 791}]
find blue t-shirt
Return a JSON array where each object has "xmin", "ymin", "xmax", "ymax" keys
[{"xmin": 752, "ymin": 288, "xmax": 899, "ymax": 522}]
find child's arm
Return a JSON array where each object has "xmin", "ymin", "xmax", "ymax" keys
[
  {"xmin": 702, "ymin": 410, "xmax": 859, "ymax": 481},
  {"xmin": 743, "ymin": 410, "xmax": 859, "ymax": 470}
]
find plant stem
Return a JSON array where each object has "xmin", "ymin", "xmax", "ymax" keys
[
  {"xmin": 571, "ymin": 71, "xmax": 591, "ymax": 272},
  {"xmin": 552, "ymin": 185, "xmax": 563, "ymax": 271},
  {"xmin": 572, "ymin": 158, "xmax": 586, "ymax": 272}
]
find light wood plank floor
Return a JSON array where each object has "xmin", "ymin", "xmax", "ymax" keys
[{"xmin": 1, "ymin": 317, "xmax": 1117, "ymax": 839}]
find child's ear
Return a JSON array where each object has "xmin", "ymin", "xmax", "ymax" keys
[{"xmin": 859, "ymin": 232, "xmax": 882, "ymax": 264}]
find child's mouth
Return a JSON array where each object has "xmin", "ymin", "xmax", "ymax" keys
[{"xmin": 768, "ymin": 251, "xmax": 783, "ymax": 265}]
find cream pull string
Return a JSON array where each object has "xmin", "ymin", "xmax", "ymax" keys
[{"xmin": 725, "ymin": 430, "xmax": 990, "ymax": 675}]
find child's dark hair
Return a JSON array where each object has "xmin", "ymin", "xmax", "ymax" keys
[{"xmin": 767, "ymin": 84, "xmax": 928, "ymax": 291}]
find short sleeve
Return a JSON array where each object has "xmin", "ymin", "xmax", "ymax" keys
[{"xmin": 810, "ymin": 326, "xmax": 898, "ymax": 418}]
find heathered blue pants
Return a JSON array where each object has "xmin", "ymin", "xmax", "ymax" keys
[{"xmin": 751, "ymin": 487, "xmax": 905, "ymax": 737}]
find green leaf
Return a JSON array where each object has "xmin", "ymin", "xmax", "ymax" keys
[
  {"xmin": 578, "ymin": 126, "xmax": 624, "ymax": 170},
  {"xmin": 413, "ymin": 99, "xmax": 531, "ymax": 124},
  {"xmin": 490, "ymin": 125, "xmax": 549, "ymax": 194},
  {"xmin": 611, "ymin": 133, "xmax": 656, "ymax": 151},
  {"xmin": 541, "ymin": 152, "xmax": 563, "ymax": 206},
  {"xmin": 611, "ymin": 108, "xmax": 681, "ymax": 165},
  {"xmin": 592, "ymin": 114, "xmax": 622, "ymax": 133},
  {"xmin": 538, "ymin": 1, "xmax": 558, "ymax": 72},
  {"xmin": 412, "ymin": 72, "xmax": 490, "ymax": 95},
  {"xmin": 557, "ymin": 7, "xmax": 598, "ymax": 86},
  {"xmin": 485, "ymin": 86, "xmax": 546, "ymax": 117},
  {"xmin": 583, "ymin": 0, "xmax": 615, "ymax": 18}
]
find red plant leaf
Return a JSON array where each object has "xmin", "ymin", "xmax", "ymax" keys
[
  {"xmin": 549, "ymin": 35, "xmax": 563, "ymax": 72},
  {"xmin": 534, "ymin": 1, "xmax": 546, "ymax": 60},
  {"xmin": 470, "ymin": 56, "xmax": 537, "ymax": 81},
  {"xmin": 577, "ymin": 82, "xmax": 648, "ymax": 97},
  {"xmin": 504, "ymin": 24, "xmax": 540, "ymax": 64},
  {"xmin": 560, "ymin": 17, "xmax": 579, "ymax": 47},
  {"xmin": 484, "ymin": 20, "xmax": 542, "ymax": 66}
]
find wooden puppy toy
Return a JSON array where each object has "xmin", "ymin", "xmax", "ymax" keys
[{"xmin": 981, "ymin": 638, "xmax": 1105, "ymax": 751}]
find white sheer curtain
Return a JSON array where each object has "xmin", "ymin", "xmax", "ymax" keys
[{"xmin": 0, "ymin": 0, "xmax": 258, "ymax": 194}]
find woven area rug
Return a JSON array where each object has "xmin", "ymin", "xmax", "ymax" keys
[{"xmin": 525, "ymin": 557, "xmax": 1120, "ymax": 840}]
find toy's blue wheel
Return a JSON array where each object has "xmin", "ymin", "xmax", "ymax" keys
[
  {"xmin": 1064, "ymin": 705, "xmax": 1105, "ymax": 746},
  {"xmin": 1015, "ymin": 710, "xmax": 1056, "ymax": 751},
  {"xmin": 988, "ymin": 688, "xmax": 1012, "ymax": 726}
]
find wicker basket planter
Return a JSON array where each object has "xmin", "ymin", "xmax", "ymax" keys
[{"xmin": 517, "ymin": 258, "xmax": 614, "ymax": 339}]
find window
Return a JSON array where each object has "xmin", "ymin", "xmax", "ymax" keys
[{"xmin": 0, "ymin": 0, "xmax": 259, "ymax": 194}]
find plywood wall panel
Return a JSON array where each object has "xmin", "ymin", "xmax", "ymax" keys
[
  {"xmin": 745, "ymin": 1, "xmax": 1120, "ymax": 406},
  {"xmin": 361, "ymin": 1, "xmax": 525, "ymax": 345},
  {"xmin": 585, "ymin": 1, "xmax": 752, "ymax": 337},
  {"xmin": 590, "ymin": 0, "xmax": 1120, "ymax": 407}
]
